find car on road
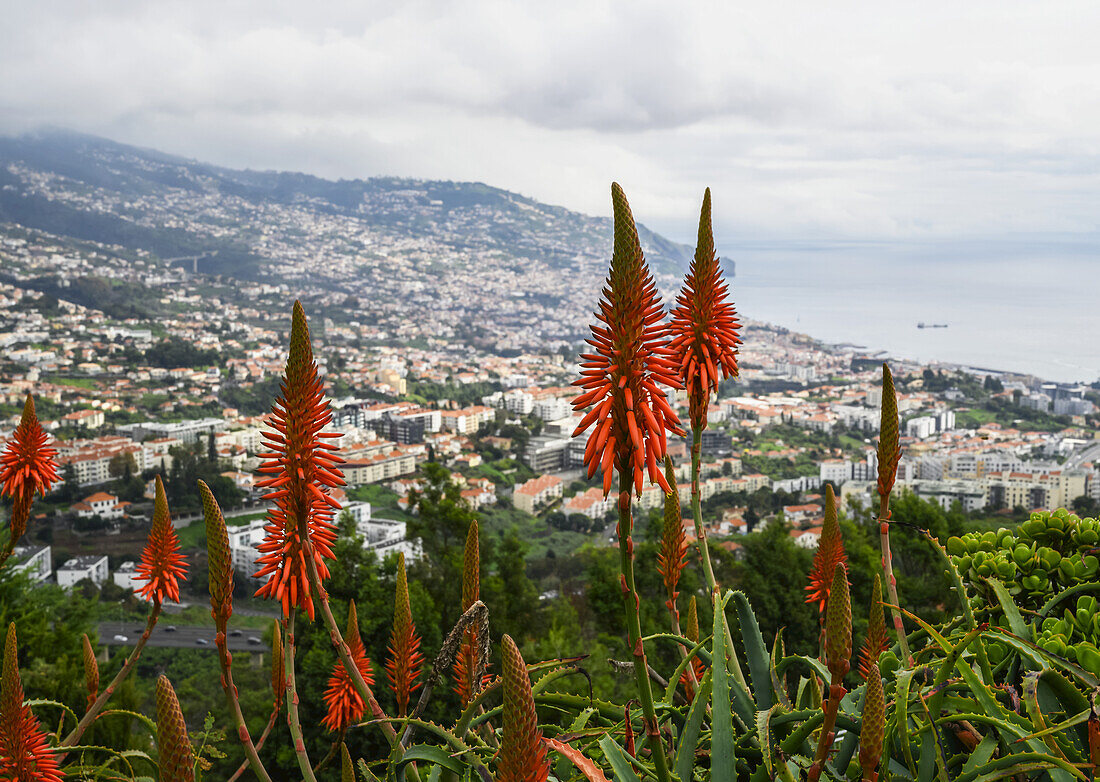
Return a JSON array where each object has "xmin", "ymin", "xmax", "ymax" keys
[
  {"xmin": 113, "ymin": 634, "xmax": 128, "ymax": 642},
  {"xmin": 164, "ymin": 625, "xmax": 177, "ymax": 632},
  {"xmin": 196, "ymin": 638, "xmax": 209, "ymax": 646},
  {"xmin": 247, "ymin": 636, "xmax": 261, "ymax": 645},
  {"xmin": 229, "ymin": 629, "xmax": 242, "ymax": 637}
]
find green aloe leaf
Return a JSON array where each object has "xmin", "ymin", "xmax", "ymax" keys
[
  {"xmin": 712, "ymin": 591, "xmax": 737, "ymax": 781},
  {"xmin": 732, "ymin": 591, "xmax": 773, "ymax": 710},
  {"xmin": 675, "ymin": 670, "xmax": 712, "ymax": 782}
]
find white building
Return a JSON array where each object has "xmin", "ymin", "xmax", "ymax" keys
[
  {"xmin": 72, "ymin": 491, "xmax": 127, "ymax": 519},
  {"xmin": 112, "ymin": 560, "xmax": 143, "ymax": 592},
  {"xmin": 57, "ymin": 555, "xmax": 109, "ymax": 588},
  {"xmin": 12, "ymin": 545, "xmax": 51, "ymax": 582}
]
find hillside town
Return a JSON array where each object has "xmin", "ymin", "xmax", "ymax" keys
[{"xmin": 1, "ymin": 219, "xmax": 1099, "ymax": 594}]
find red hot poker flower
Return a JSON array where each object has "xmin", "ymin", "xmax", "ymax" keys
[
  {"xmin": 385, "ymin": 552, "xmax": 423, "ymax": 716},
  {"xmin": 0, "ymin": 395, "xmax": 59, "ymax": 545},
  {"xmin": 572, "ymin": 183, "xmax": 682, "ymax": 497},
  {"xmin": 453, "ymin": 520, "xmax": 480, "ymax": 705},
  {"xmin": 657, "ymin": 458, "xmax": 689, "ymax": 618},
  {"xmin": 322, "ymin": 601, "xmax": 375, "ymax": 733},
  {"xmin": 805, "ymin": 484, "xmax": 847, "ymax": 614},
  {"xmin": 135, "ymin": 475, "xmax": 188, "ymax": 604},
  {"xmin": 497, "ymin": 634, "xmax": 549, "ymax": 782},
  {"xmin": 0, "ymin": 623, "xmax": 64, "ymax": 782},
  {"xmin": 254, "ymin": 301, "xmax": 345, "ymax": 620},
  {"xmin": 668, "ymin": 189, "xmax": 741, "ymax": 432}
]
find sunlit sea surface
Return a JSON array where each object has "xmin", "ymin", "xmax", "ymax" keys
[{"xmin": 717, "ymin": 240, "xmax": 1100, "ymax": 384}]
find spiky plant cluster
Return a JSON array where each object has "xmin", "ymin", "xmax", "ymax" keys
[
  {"xmin": 155, "ymin": 674, "xmax": 194, "ymax": 782},
  {"xmin": 135, "ymin": 475, "xmax": 188, "ymax": 605},
  {"xmin": 497, "ymin": 634, "xmax": 549, "ymax": 782},
  {"xmin": 0, "ymin": 624, "xmax": 63, "ymax": 782},
  {"xmin": 667, "ymin": 189, "xmax": 741, "ymax": 431},
  {"xmin": 254, "ymin": 301, "xmax": 345, "ymax": 619},
  {"xmin": 572, "ymin": 183, "xmax": 682, "ymax": 497},
  {"xmin": 0, "ymin": 395, "xmax": 58, "ymax": 548},
  {"xmin": 322, "ymin": 601, "xmax": 375, "ymax": 733},
  {"xmin": 806, "ymin": 484, "xmax": 847, "ymax": 614},
  {"xmin": 385, "ymin": 553, "xmax": 423, "ymax": 716},
  {"xmin": 453, "ymin": 520, "xmax": 480, "ymax": 705}
]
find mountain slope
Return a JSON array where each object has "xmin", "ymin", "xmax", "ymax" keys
[{"xmin": 0, "ymin": 130, "xmax": 692, "ymax": 284}]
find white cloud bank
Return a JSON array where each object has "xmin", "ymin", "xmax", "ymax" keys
[{"xmin": 3, "ymin": 0, "xmax": 1100, "ymax": 242}]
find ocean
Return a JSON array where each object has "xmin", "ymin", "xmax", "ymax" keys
[{"xmin": 717, "ymin": 240, "xmax": 1100, "ymax": 384}]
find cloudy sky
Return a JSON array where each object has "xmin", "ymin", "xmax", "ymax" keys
[{"xmin": 4, "ymin": 1, "xmax": 1100, "ymax": 244}]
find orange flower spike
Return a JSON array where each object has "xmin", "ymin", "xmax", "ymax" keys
[
  {"xmin": 453, "ymin": 520, "xmax": 480, "ymax": 705},
  {"xmin": 805, "ymin": 484, "xmax": 847, "ymax": 614},
  {"xmin": 668, "ymin": 189, "xmax": 741, "ymax": 431},
  {"xmin": 657, "ymin": 457, "xmax": 689, "ymax": 616},
  {"xmin": 679, "ymin": 595, "xmax": 707, "ymax": 700},
  {"xmin": 0, "ymin": 623, "xmax": 64, "ymax": 782},
  {"xmin": 322, "ymin": 600, "xmax": 375, "ymax": 733},
  {"xmin": 253, "ymin": 300, "xmax": 345, "ymax": 620},
  {"xmin": 497, "ymin": 634, "xmax": 550, "ymax": 782},
  {"xmin": 858, "ymin": 573, "xmax": 888, "ymax": 681},
  {"xmin": 135, "ymin": 475, "xmax": 189, "ymax": 605},
  {"xmin": 0, "ymin": 394, "xmax": 59, "ymax": 545},
  {"xmin": 82, "ymin": 633, "xmax": 99, "ymax": 711},
  {"xmin": 572, "ymin": 183, "xmax": 682, "ymax": 498},
  {"xmin": 155, "ymin": 674, "xmax": 195, "ymax": 782},
  {"xmin": 385, "ymin": 552, "xmax": 424, "ymax": 716}
]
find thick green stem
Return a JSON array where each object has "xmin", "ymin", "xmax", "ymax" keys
[
  {"xmin": 617, "ymin": 470, "xmax": 673, "ymax": 782},
  {"xmin": 227, "ymin": 704, "xmax": 278, "ymax": 782},
  {"xmin": 59, "ymin": 601, "xmax": 162, "ymax": 756},
  {"xmin": 285, "ymin": 610, "xmax": 318, "ymax": 782},
  {"xmin": 691, "ymin": 430, "xmax": 748, "ymax": 690},
  {"xmin": 878, "ymin": 500, "xmax": 912, "ymax": 665}
]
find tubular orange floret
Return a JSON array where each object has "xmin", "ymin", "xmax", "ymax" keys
[
  {"xmin": 199, "ymin": 480, "xmax": 233, "ymax": 630},
  {"xmin": 155, "ymin": 674, "xmax": 195, "ymax": 782},
  {"xmin": 825, "ymin": 566, "xmax": 852, "ymax": 681},
  {"xmin": 497, "ymin": 634, "xmax": 550, "ymax": 782},
  {"xmin": 453, "ymin": 520, "xmax": 480, "ymax": 705},
  {"xmin": 806, "ymin": 484, "xmax": 847, "ymax": 614},
  {"xmin": 668, "ymin": 188, "xmax": 741, "ymax": 431},
  {"xmin": 82, "ymin": 633, "xmax": 99, "ymax": 711},
  {"xmin": 657, "ymin": 457, "xmax": 688, "ymax": 617},
  {"xmin": 271, "ymin": 620, "xmax": 285, "ymax": 710},
  {"xmin": 135, "ymin": 475, "xmax": 189, "ymax": 605},
  {"xmin": 0, "ymin": 623, "xmax": 64, "ymax": 782},
  {"xmin": 253, "ymin": 300, "xmax": 345, "ymax": 620},
  {"xmin": 322, "ymin": 600, "xmax": 375, "ymax": 733},
  {"xmin": 571, "ymin": 183, "xmax": 682, "ymax": 498},
  {"xmin": 858, "ymin": 573, "xmax": 888, "ymax": 681},
  {"xmin": 0, "ymin": 394, "xmax": 59, "ymax": 546},
  {"xmin": 385, "ymin": 553, "xmax": 423, "ymax": 717},
  {"xmin": 877, "ymin": 363, "xmax": 901, "ymax": 517}
]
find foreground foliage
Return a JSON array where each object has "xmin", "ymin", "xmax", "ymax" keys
[{"xmin": 1, "ymin": 185, "xmax": 1098, "ymax": 780}]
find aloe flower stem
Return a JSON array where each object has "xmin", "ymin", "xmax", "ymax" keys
[
  {"xmin": 226, "ymin": 705, "xmax": 278, "ymax": 782},
  {"xmin": 617, "ymin": 474, "xmax": 672, "ymax": 782},
  {"xmin": 284, "ymin": 611, "xmax": 318, "ymax": 782},
  {"xmin": 216, "ymin": 631, "xmax": 272, "ymax": 782},
  {"xmin": 808, "ymin": 681, "xmax": 847, "ymax": 782},
  {"xmin": 302, "ymin": 541, "xmax": 423, "ymax": 781},
  {"xmin": 878, "ymin": 506, "xmax": 911, "ymax": 665},
  {"xmin": 690, "ymin": 430, "xmax": 748, "ymax": 690},
  {"xmin": 59, "ymin": 601, "xmax": 161, "ymax": 754}
]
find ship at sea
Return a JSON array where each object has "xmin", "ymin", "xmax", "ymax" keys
[{"xmin": 917, "ymin": 322, "xmax": 948, "ymax": 329}]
